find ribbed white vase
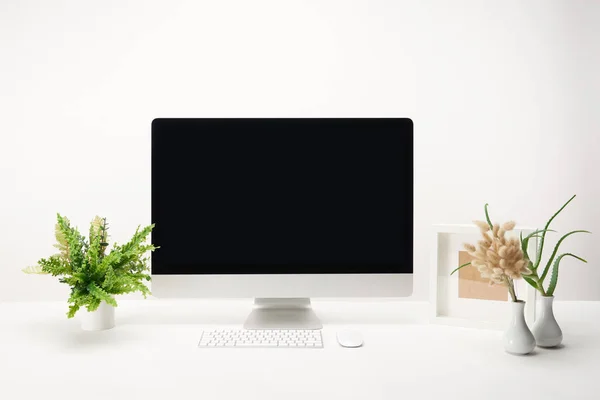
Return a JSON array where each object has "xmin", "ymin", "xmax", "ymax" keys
[
  {"xmin": 532, "ymin": 296, "xmax": 563, "ymax": 348},
  {"xmin": 80, "ymin": 301, "xmax": 115, "ymax": 331},
  {"xmin": 503, "ymin": 301, "xmax": 536, "ymax": 355}
]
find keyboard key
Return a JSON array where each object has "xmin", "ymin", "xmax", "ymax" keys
[{"xmin": 198, "ymin": 329, "xmax": 323, "ymax": 348}]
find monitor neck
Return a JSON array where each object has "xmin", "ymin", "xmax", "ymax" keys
[{"xmin": 243, "ymin": 298, "xmax": 322, "ymax": 330}]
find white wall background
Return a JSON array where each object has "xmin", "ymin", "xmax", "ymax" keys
[{"xmin": 0, "ymin": 0, "xmax": 598, "ymax": 302}]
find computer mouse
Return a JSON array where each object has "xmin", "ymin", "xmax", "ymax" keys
[{"xmin": 336, "ymin": 330, "xmax": 363, "ymax": 348}]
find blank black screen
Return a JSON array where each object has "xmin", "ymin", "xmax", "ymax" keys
[{"xmin": 151, "ymin": 118, "xmax": 413, "ymax": 274}]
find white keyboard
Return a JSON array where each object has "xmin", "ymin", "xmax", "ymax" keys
[{"xmin": 198, "ymin": 329, "xmax": 323, "ymax": 348}]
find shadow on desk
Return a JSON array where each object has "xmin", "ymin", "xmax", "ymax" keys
[{"xmin": 18, "ymin": 319, "xmax": 142, "ymax": 351}]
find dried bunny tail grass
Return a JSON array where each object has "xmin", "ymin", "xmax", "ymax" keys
[
  {"xmin": 462, "ymin": 218, "xmax": 529, "ymax": 291},
  {"xmin": 474, "ymin": 220, "xmax": 491, "ymax": 232},
  {"xmin": 504, "ymin": 246, "xmax": 515, "ymax": 259},
  {"xmin": 486, "ymin": 250, "xmax": 500, "ymax": 264},
  {"xmin": 473, "ymin": 250, "xmax": 487, "ymax": 259},
  {"xmin": 498, "ymin": 246, "xmax": 506, "ymax": 258},
  {"xmin": 492, "ymin": 224, "xmax": 500, "ymax": 237},
  {"xmin": 513, "ymin": 259, "xmax": 526, "ymax": 271},
  {"xmin": 504, "ymin": 270, "xmax": 516, "ymax": 279},
  {"xmin": 464, "ymin": 243, "xmax": 476, "ymax": 252},
  {"xmin": 478, "ymin": 239, "xmax": 491, "ymax": 249},
  {"xmin": 502, "ymin": 221, "xmax": 516, "ymax": 231},
  {"xmin": 508, "ymin": 270, "xmax": 522, "ymax": 279},
  {"xmin": 480, "ymin": 231, "xmax": 492, "ymax": 243},
  {"xmin": 498, "ymin": 235, "xmax": 507, "ymax": 246}
]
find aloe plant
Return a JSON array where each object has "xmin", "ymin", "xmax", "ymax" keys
[{"xmin": 520, "ymin": 195, "xmax": 590, "ymax": 297}]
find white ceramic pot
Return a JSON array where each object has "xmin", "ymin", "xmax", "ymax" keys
[
  {"xmin": 532, "ymin": 295, "xmax": 563, "ymax": 348},
  {"xmin": 503, "ymin": 301, "xmax": 536, "ymax": 355},
  {"xmin": 80, "ymin": 301, "xmax": 115, "ymax": 331}
]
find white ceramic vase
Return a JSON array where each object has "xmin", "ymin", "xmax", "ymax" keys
[
  {"xmin": 80, "ymin": 301, "xmax": 115, "ymax": 331},
  {"xmin": 503, "ymin": 301, "xmax": 536, "ymax": 355},
  {"xmin": 532, "ymin": 295, "xmax": 562, "ymax": 348}
]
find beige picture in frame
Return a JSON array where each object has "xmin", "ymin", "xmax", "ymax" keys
[{"xmin": 458, "ymin": 251, "xmax": 508, "ymax": 301}]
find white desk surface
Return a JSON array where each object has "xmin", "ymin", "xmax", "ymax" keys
[{"xmin": 1, "ymin": 299, "xmax": 598, "ymax": 400}]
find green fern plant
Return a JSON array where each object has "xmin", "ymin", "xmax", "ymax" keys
[
  {"xmin": 520, "ymin": 195, "xmax": 590, "ymax": 297},
  {"xmin": 23, "ymin": 214, "xmax": 156, "ymax": 318}
]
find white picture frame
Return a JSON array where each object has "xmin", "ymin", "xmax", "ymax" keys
[{"xmin": 430, "ymin": 224, "xmax": 537, "ymax": 330}]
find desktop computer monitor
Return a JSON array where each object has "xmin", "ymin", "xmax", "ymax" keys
[{"xmin": 151, "ymin": 118, "xmax": 413, "ymax": 329}]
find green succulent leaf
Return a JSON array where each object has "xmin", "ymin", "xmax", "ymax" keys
[
  {"xmin": 546, "ymin": 253, "xmax": 587, "ymax": 296},
  {"xmin": 534, "ymin": 195, "xmax": 577, "ymax": 271},
  {"xmin": 521, "ymin": 229, "xmax": 555, "ymax": 270},
  {"xmin": 522, "ymin": 275, "xmax": 538, "ymax": 289},
  {"xmin": 540, "ymin": 230, "xmax": 591, "ymax": 283}
]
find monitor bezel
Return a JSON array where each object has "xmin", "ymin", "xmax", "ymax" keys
[{"xmin": 151, "ymin": 117, "xmax": 413, "ymax": 276}]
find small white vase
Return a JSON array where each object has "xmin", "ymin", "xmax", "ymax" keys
[
  {"xmin": 532, "ymin": 295, "xmax": 562, "ymax": 348},
  {"xmin": 503, "ymin": 301, "xmax": 536, "ymax": 355},
  {"xmin": 80, "ymin": 301, "xmax": 115, "ymax": 331}
]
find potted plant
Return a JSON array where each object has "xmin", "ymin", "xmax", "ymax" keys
[
  {"xmin": 452, "ymin": 205, "xmax": 535, "ymax": 355},
  {"xmin": 519, "ymin": 195, "xmax": 590, "ymax": 347},
  {"xmin": 23, "ymin": 214, "xmax": 156, "ymax": 331}
]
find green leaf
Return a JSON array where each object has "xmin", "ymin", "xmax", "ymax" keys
[
  {"xmin": 88, "ymin": 223, "xmax": 102, "ymax": 273},
  {"xmin": 67, "ymin": 304, "xmax": 80, "ymax": 318},
  {"xmin": 86, "ymin": 298, "xmax": 102, "ymax": 312},
  {"xmin": 540, "ymin": 230, "xmax": 591, "ymax": 283},
  {"xmin": 87, "ymin": 282, "xmax": 118, "ymax": 307},
  {"xmin": 56, "ymin": 213, "xmax": 87, "ymax": 273},
  {"xmin": 66, "ymin": 289, "xmax": 94, "ymax": 318},
  {"xmin": 534, "ymin": 195, "xmax": 577, "ymax": 271},
  {"xmin": 546, "ymin": 253, "xmax": 587, "ymax": 296},
  {"xmin": 22, "ymin": 265, "xmax": 48, "ymax": 274},
  {"xmin": 451, "ymin": 262, "xmax": 471, "ymax": 275},
  {"xmin": 524, "ymin": 229, "xmax": 555, "ymax": 239},
  {"xmin": 484, "ymin": 203, "xmax": 493, "ymax": 230},
  {"xmin": 37, "ymin": 255, "xmax": 70, "ymax": 276},
  {"xmin": 520, "ymin": 229, "xmax": 555, "ymax": 269},
  {"xmin": 519, "ymin": 230, "xmax": 531, "ymax": 268},
  {"xmin": 522, "ymin": 275, "xmax": 540, "ymax": 291}
]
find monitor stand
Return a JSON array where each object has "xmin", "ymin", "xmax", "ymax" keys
[{"xmin": 243, "ymin": 298, "xmax": 323, "ymax": 330}]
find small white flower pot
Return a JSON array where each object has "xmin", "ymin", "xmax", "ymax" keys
[
  {"xmin": 503, "ymin": 301, "xmax": 536, "ymax": 355},
  {"xmin": 80, "ymin": 301, "xmax": 115, "ymax": 331},
  {"xmin": 532, "ymin": 295, "xmax": 563, "ymax": 348}
]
